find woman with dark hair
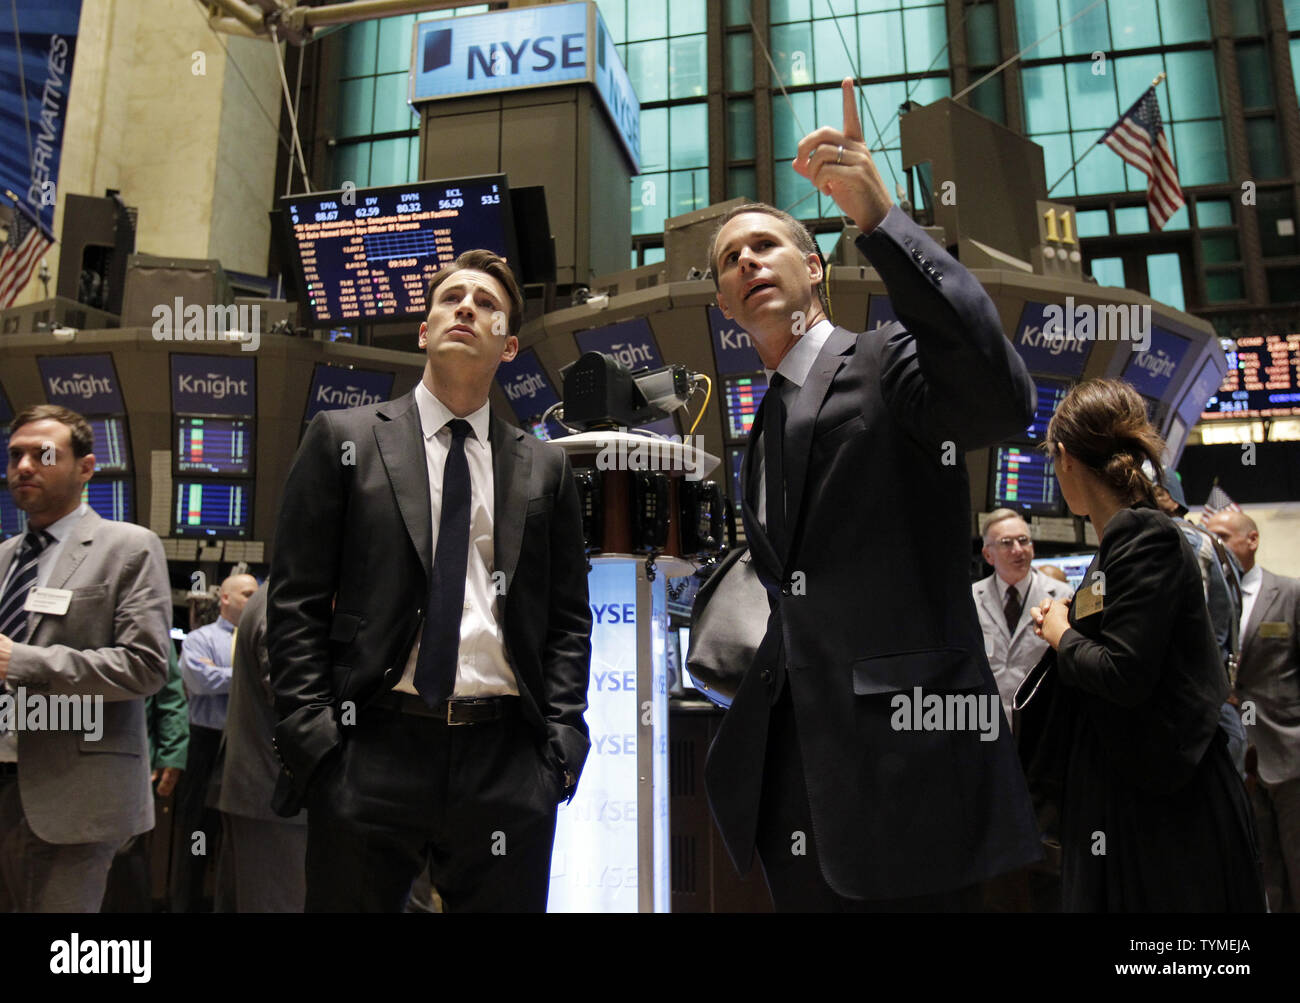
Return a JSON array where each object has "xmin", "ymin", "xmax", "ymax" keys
[{"xmin": 1030, "ymin": 378, "xmax": 1264, "ymax": 911}]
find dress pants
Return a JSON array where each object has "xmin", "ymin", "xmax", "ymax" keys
[
  {"xmin": 754, "ymin": 686, "xmax": 980, "ymax": 912},
  {"xmin": 1251, "ymin": 776, "xmax": 1300, "ymax": 912},
  {"xmin": 304, "ymin": 698, "xmax": 561, "ymax": 912},
  {"xmin": 216, "ymin": 812, "xmax": 307, "ymax": 912},
  {"xmin": 0, "ymin": 772, "xmax": 120, "ymax": 912},
  {"xmin": 169, "ymin": 723, "xmax": 224, "ymax": 912}
]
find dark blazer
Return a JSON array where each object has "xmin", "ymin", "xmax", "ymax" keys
[
  {"xmin": 1057, "ymin": 506, "xmax": 1227, "ymax": 792},
  {"xmin": 1237, "ymin": 567, "xmax": 1300, "ymax": 784},
  {"xmin": 266, "ymin": 391, "xmax": 592, "ymax": 809},
  {"xmin": 704, "ymin": 207, "xmax": 1042, "ymax": 900}
]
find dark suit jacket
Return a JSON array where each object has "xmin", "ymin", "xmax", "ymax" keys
[
  {"xmin": 1057, "ymin": 506, "xmax": 1227, "ymax": 792},
  {"xmin": 1237, "ymin": 567, "xmax": 1300, "ymax": 784},
  {"xmin": 704, "ymin": 207, "xmax": 1042, "ymax": 900},
  {"xmin": 266, "ymin": 391, "xmax": 592, "ymax": 809}
]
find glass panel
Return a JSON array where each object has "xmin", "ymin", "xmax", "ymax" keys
[
  {"xmin": 1075, "ymin": 208, "xmax": 1109, "ymax": 236},
  {"xmin": 858, "ymin": 11, "xmax": 906, "ymax": 78},
  {"xmin": 1115, "ymin": 207, "xmax": 1149, "ymax": 234},
  {"xmin": 1064, "ymin": 60, "xmax": 1119, "ymax": 130},
  {"xmin": 340, "ymin": 20, "xmax": 378, "ymax": 77},
  {"xmin": 368, "ymin": 137, "xmax": 409, "ymax": 186},
  {"xmin": 643, "ymin": 246, "xmax": 666, "ymax": 266},
  {"xmin": 1205, "ymin": 271, "xmax": 1244, "ymax": 303},
  {"xmin": 726, "ymin": 32, "xmax": 754, "ymax": 92},
  {"xmin": 1060, "ymin": 0, "xmax": 1111, "ymax": 56},
  {"xmin": 632, "ymin": 173, "xmax": 670, "ymax": 235},
  {"xmin": 907, "ymin": 75, "xmax": 951, "ymax": 107},
  {"xmin": 337, "ymin": 77, "xmax": 375, "ymax": 138},
  {"xmin": 1090, "ymin": 256, "xmax": 1126, "ymax": 287},
  {"xmin": 967, "ymin": 2, "xmax": 999, "ymax": 65},
  {"xmin": 628, "ymin": 40, "xmax": 668, "ymax": 103},
  {"xmin": 1246, "ymin": 117, "xmax": 1285, "ymax": 179},
  {"xmin": 669, "ymin": 35, "xmax": 708, "ymax": 99},
  {"xmin": 815, "ymin": 232, "xmax": 840, "ymax": 258},
  {"xmin": 725, "ymin": 0, "xmax": 753, "ymax": 28},
  {"xmin": 640, "ymin": 107, "xmax": 669, "ymax": 173},
  {"xmin": 408, "ymin": 137, "xmax": 420, "ymax": 182},
  {"xmin": 628, "ymin": 0, "xmax": 668, "ymax": 41},
  {"xmin": 1257, "ymin": 188, "xmax": 1299, "ymax": 257},
  {"xmin": 771, "ymin": 24, "xmax": 815, "ymax": 86},
  {"xmin": 813, "ymin": 18, "xmax": 859, "ymax": 84},
  {"xmin": 670, "ymin": 104, "xmax": 709, "ymax": 169},
  {"xmin": 773, "ymin": 90, "xmax": 816, "ymax": 158},
  {"xmin": 596, "ymin": 0, "xmax": 625, "ymax": 43},
  {"xmin": 1163, "ymin": 203, "xmax": 1189, "ymax": 230},
  {"xmin": 1231, "ymin": 0, "xmax": 1264, "ymax": 35},
  {"xmin": 372, "ymin": 73, "xmax": 415, "ymax": 134},
  {"xmin": 1157, "ymin": 0, "xmax": 1209, "ymax": 43},
  {"xmin": 1022, "ymin": 65, "xmax": 1068, "ymax": 134},
  {"xmin": 1075, "ymin": 131, "xmax": 1128, "ymax": 195},
  {"xmin": 968, "ymin": 74, "xmax": 1005, "ymax": 124},
  {"xmin": 670, "ymin": 167, "xmax": 710, "ymax": 216},
  {"xmin": 727, "ymin": 166, "xmax": 757, "ymax": 200},
  {"xmin": 1164, "ymin": 51, "xmax": 1219, "ymax": 120},
  {"xmin": 904, "ymin": 5, "xmax": 949, "ymax": 73},
  {"xmin": 1113, "ymin": 55, "xmax": 1168, "ymax": 118},
  {"xmin": 1266, "ymin": 267, "xmax": 1300, "ymax": 304},
  {"xmin": 727, "ymin": 98, "xmax": 756, "ymax": 160},
  {"xmin": 1196, "ymin": 198, "xmax": 1232, "ymax": 227},
  {"xmin": 1146, "ymin": 252, "xmax": 1185, "ymax": 311},
  {"xmin": 1015, "ymin": 0, "xmax": 1062, "ymax": 60},
  {"xmin": 671, "ymin": 0, "xmax": 708, "ymax": 35},
  {"xmin": 1292, "ymin": 39, "xmax": 1300, "ymax": 103},
  {"xmin": 376, "ymin": 14, "xmax": 416, "ymax": 74},
  {"xmin": 1237, "ymin": 43, "xmax": 1274, "ymax": 110},
  {"xmin": 1172, "ymin": 120, "xmax": 1228, "ymax": 185},
  {"xmin": 332, "ymin": 143, "xmax": 370, "ymax": 189},
  {"xmin": 1109, "ymin": 0, "xmax": 1157, "ymax": 50},
  {"xmin": 769, "ymin": 0, "xmax": 811, "ymax": 24},
  {"xmin": 1034, "ymin": 132, "xmax": 1075, "ymax": 197},
  {"xmin": 775, "ymin": 160, "xmax": 818, "ymax": 218},
  {"xmin": 1201, "ymin": 235, "xmax": 1240, "ymax": 264},
  {"xmin": 1287, "ymin": 0, "xmax": 1300, "ymax": 30}
]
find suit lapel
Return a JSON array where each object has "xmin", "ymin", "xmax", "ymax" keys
[
  {"xmin": 976, "ymin": 575, "xmax": 1005, "ymax": 636},
  {"xmin": 490, "ymin": 416, "xmax": 531, "ymax": 594},
  {"xmin": 373, "ymin": 392, "xmax": 434, "ymax": 579},
  {"xmin": 28, "ymin": 508, "xmax": 101, "ymax": 640},
  {"xmin": 781, "ymin": 326, "xmax": 856, "ymax": 542}
]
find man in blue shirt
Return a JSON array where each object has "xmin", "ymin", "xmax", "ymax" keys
[{"xmin": 170, "ymin": 573, "xmax": 257, "ymax": 911}]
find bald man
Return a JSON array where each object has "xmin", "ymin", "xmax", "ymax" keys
[
  {"xmin": 1206, "ymin": 510, "xmax": 1300, "ymax": 912},
  {"xmin": 172, "ymin": 573, "xmax": 258, "ymax": 912}
]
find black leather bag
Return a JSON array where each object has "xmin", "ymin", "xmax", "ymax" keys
[
  {"xmin": 1013, "ymin": 648, "xmax": 1079, "ymax": 853},
  {"xmin": 686, "ymin": 547, "xmax": 769, "ymax": 709}
]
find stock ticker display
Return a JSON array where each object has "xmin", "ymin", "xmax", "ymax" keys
[
  {"xmin": 176, "ymin": 417, "xmax": 254, "ymax": 477},
  {"xmin": 990, "ymin": 445, "xmax": 1062, "ymax": 517},
  {"xmin": 1202, "ymin": 334, "xmax": 1300, "ymax": 420},
  {"xmin": 174, "ymin": 480, "xmax": 253, "ymax": 539},
  {"xmin": 88, "ymin": 416, "xmax": 131, "ymax": 474},
  {"xmin": 724, "ymin": 374, "xmax": 768, "ymax": 440},
  {"xmin": 283, "ymin": 176, "xmax": 515, "ymax": 326}
]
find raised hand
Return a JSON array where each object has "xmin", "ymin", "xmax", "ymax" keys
[{"xmin": 793, "ymin": 78, "xmax": 892, "ymax": 234}]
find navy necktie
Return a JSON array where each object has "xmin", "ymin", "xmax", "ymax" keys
[
  {"xmin": 762, "ymin": 373, "xmax": 788, "ymax": 553},
  {"xmin": 0, "ymin": 530, "xmax": 52, "ymax": 644},
  {"xmin": 1004, "ymin": 584, "xmax": 1023, "ymax": 635},
  {"xmin": 414, "ymin": 419, "xmax": 474, "ymax": 708}
]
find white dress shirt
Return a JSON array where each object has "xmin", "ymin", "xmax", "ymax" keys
[
  {"xmin": 1239, "ymin": 564, "xmax": 1263, "ymax": 649},
  {"xmin": 755, "ymin": 318, "xmax": 835, "ymax": 528},
  {"xmin": 393, "ymin": 381, "xmax": 517, "ymax": 698},
  {"xmin": 0, "ymin": 504, "xmax": 88, "ymax": 762}
]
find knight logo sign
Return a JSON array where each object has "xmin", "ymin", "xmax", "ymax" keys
[
  {"xmin": 1122, "ymin": 326, "xmax": 1191, "ymax": 399},
  {"xmin": 707, "ymin": 306, "xmax": 762, "ymax": 375},
  {"xmin": 1015, "ymin": 301, "xmax": 1095, "ymax": 378},
  {"xmin": 574, "ymin": 317, "xmax": 662, "ymax": 372},
  {"xmin": 496, "ymin": 349, "xmax": 560, "ymax": 421},
  {"xmin": 38, "ymin": 354, "xmax": 124, "ymax": 412},
  {"xmin": 170, "ymin": 355, "xmax": 256, "ymax": 417},
  {"xmin": 305, "ymin": 364, "xmax": 396, "ymax": 421},
  {"xmin": 409, "ymin": 1, "xmax": 640, "ymax": 170}
]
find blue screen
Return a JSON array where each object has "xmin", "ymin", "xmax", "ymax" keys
[
  {"xmin": 88, "ymin": 416, "xmax": 131, "ymax": 474},
  {"xmin": 724, "ymin": 374, "xmax": 767, "ymax": 441},
  {"xmin": 0, "ymin": 490, "xmax": 26, "ymax": 540},
  {"xmin": 1017, "ymin": 379, "xmax": 1071, "ymax": 445},
  {"xmin": 989, "ymin": 445, "xmax": 1063, "ymax": 517},
  {"xmin": 174, "ymin": 480, "xmax": 253, "ymax": 539},
  {"xmin": 81, "ymin": 479, "xmax": 133, "ymax": 522},
  {"xmin": 176, "ymin": 417, "xmax": 254, "ymax": 476}
]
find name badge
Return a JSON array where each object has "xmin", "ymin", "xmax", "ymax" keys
[
  {"xmin": 24, "ymin": 587, "xmax": 73, "ymax": 616},
  {"xmin": 1073, "ymin": 587, "xmax": 1104, "ymax": 620},
  {"xmin": 1259, "ymin": 621, "xmax": 1291, "ymax": 640}
]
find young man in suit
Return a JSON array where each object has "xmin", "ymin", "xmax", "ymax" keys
[
  {"xmin": 704, "ymin": 79, "xmax": 1041, "ymax": 910},
  {"xmin": 268, "ymin": 249, "xmax": 592, "ymax": 912},
  {"xmin": 0, "ymin": 405, "xmax": 171, "ymax": 911},
  {"xmin": 1206, "ymin": 510, "xmax": 1300, "ymax": 912},
  {"xmin": 972, "ymin": 509, "xmax": 1069, "ymax": 728}
]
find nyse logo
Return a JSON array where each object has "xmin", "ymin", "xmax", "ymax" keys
[
  {"xmin": 438, "ymin": 26, "xmax": 585, "ymax": 81},
  {"xmin": 47, "ymin": 372, "xmax": 111, "ymax": 400}
]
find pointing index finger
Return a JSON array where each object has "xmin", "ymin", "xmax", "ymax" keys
[{"xmin": 841, "ymin": 77, "xmax": 863, "ymax": 143}]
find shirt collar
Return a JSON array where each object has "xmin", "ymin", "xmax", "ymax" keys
[
  {"xmin": 41, "ymin": 503, "xmax": 88, "ymax": 544},
  {"xmin": 764, "ymin": 318, "xmax": 835, "ymax": 389},
  {"xmin": 215, "ymin": 615, "xmax": 236, "ymax": 634},
  {"xmin": 415, "ymin": 380, "xmax": 491, "ymax": 444},
  {"xmin": 1240, "ymin": 565, "xmax": 1262, "ymax": 594}
]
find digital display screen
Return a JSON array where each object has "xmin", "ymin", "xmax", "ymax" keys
[
  {"xmin": 1032, "ymin": 554, "xmax": 1096, "ymax": 592},
  {"xmin": 173, "ymin": 480, "xmax": 253, "ymax": 539},
  {"xmin": 726, "ymin": 446, "xmax": 745, "ymax": 508},
  {"xmin": 1202, "ymin": 333, "xmax": 1300, "ymax": 420},
  {"xmin": 281, "ymin": 175, "xmax": 517, "ymax": 326},
  {"xmin": 81, "ymin": 479, "xmax": 133, "ymax": 523},
  {"xmin": 989, "ymin": 445, "xmax": 1062, "ymax": 517},
  {"xmin": 175, "ymin": 417, "xmax": 254, "ymax": 476},
  {"xmin": 1017, "ymin": 379, "xmax": 1070, "ymax": 445},
  {"xmin": 88, "ymin": 416, "xmax": 131, "ymax": 474},
  {"xmin": 0, "ymin": 490, "xmax": 26, "ymax": 540},
  {"xmin": 724, "ymin": 374, "xmax": 767, "ymax": 441}
]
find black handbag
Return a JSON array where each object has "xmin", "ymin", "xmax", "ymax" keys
[
  {"xmin": 685, "ymin": 546, "xmax": 769, "ymax": 709},
  {"xmin": 1013, "ymin": 648, "xmax": 1079, "ymax": 856}
]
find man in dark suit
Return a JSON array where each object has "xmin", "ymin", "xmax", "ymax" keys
[
  {"xmin": 268, "ymin": 249, "xmax": 591, "ymax": 912},
  {"xmin": 1206, "ymin": 510, "xmax": 1300, "ymax": 912},
  {"xmin": 704, "ymin": 80, "xmax": 1041, "ymax": 910}
]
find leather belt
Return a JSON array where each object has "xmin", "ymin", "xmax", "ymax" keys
[{"xmin": 371, "ymin": 691, "xmax": 518, "ymax": 726}]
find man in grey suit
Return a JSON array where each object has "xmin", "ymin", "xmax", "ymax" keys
[
  {"xmin": 971, "ymin": 509, "xmax": 1069, "ymax": 729},
  {"xmin": 1207, "ymin": 510, "xmax": 1300, "ymax": 912},
  {"xmin": 0, "ymin": 404, "xmax": 170, "ymax": 911},
  {"xmin": 214, "ymin": 583, "xmax": 307, "ymax": 911}
]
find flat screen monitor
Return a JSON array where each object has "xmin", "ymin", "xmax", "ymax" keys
[
  {"xmin": 0, "ymin": 490, "xmax": 25, "ymax": 539},
  {"xmin": 1032, "ymin": 553, "xmax": 1095, "ymax": 592},
  {"xmin": 988, "ymin": 445, "xmax": 1063, "ymax": 517},
  {"xmin": 1016, "ymin": 378, "xmax": 1071, "ymax": 445},
  {"xmin": 725, "ymin": 445, "xmax": 746, "ymax": 509},
  {"xmin": 175, "ymin": 417, "xmax": 255, "ymax": 476},
  {"xmin": 280, "ymin": 175, "xmax": 518, "ymax": 327},
  {"xmin": 1202, "ymin": 333, "xmax": 1300, "ymax": 420},
  {"xmin": 304, "ymin": 363, "xmax": 397, "ymax": 423},
  {"xmin": 173, "ymin": 480, "xmax": 253, "ymax": 539},
  {"xmin": 88, "ymin": 416, "xmax": 131, "ymax": 474},
  {"xmin": 82, "ymin": 478, "xmax": 134, "ymax": 523},
  {"xmin": 723, "ymin": 374, "xmax": 767, "ymax": 441}
]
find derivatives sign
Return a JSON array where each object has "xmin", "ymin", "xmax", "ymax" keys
[{"xmin": 409, "ymin": 1, "xmax": 640, "ymax": 171}]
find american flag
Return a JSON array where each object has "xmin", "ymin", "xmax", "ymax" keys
[
  {"xmin": 1099, "ymin": 86, "xmax": 1185, "ymax": 230},
  {"xmin": 0, "ymin": 199, "xmax": 54, "ymax": 309},
  {"xmin": 1202, "ymin": 482, "xmax": 1240, "ymax": 520}
]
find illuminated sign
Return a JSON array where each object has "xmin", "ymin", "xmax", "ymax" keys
[{"xmin": 38, "ymin": 354, "xmax": 123, "ymax": 412}]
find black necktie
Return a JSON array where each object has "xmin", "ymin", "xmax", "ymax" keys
[
  {"xmin": 414, "ymin": 419, "xmax": 474, "ymax": 708},
  {"xmin": 1003, "ymin": 584, "xmax": 1022, "ymax": 635},
  {"xmin": 763, "ymin": 373, "xmax": 788, "ymax": 552},
  {"xmin": 0, "ymin": 530, "xmax": 52, "ymax": 644}
]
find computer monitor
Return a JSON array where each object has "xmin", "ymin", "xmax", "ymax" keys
[
  {"xmin": 175, "ymin": 417, "xmax": 255, "ymax": 476},
  {"xmin": 0, "ymin": 490, "xmax": 25, "ymax": 540},
  {"xmin": 87, "ymin": 416, "xmax": 131, "ymax": 474},
  {"xmin": 304, "ymin": 363, "xmax": 397, "ymax": 423},
  {"xmin": 725, "ymin": 445, "xmax": 746, "ymax": 509},
  {"xmin": 279, "ymin": 174, "xmax": 519, "ymax": 327},
  {"xmin": 81, "ymin": 478, "xmax": 134, "ymax": 522},
  {"xmin": 723, "ymin": 374, "xmax": 767, "ymax": 441},
  {"xmin": 1032, "ymin": 554, "xmax": 1095, "ymax": 592},
  {"xmin": 1016, "ymin": 378, "xmax": 1071, "ymax": 445},
  {"xmin": 173, "ymin": 480, "xmax": 254, "ymax": 539},
  {"xmin": 987, "ymin": 445, "xmax": 1063, "ymax": 517}
]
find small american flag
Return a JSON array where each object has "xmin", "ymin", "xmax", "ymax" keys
[
  {"xmin": 0, "ymin": 198, "xmax": 54, "ymax": 309},
  {"xmin": 1100, "ymin": 86, "xmax": 1185, "ymax": 230},
  {"xmin": 1202, "ymin": 482, "xmax": 1240, "ymax": 520}
]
